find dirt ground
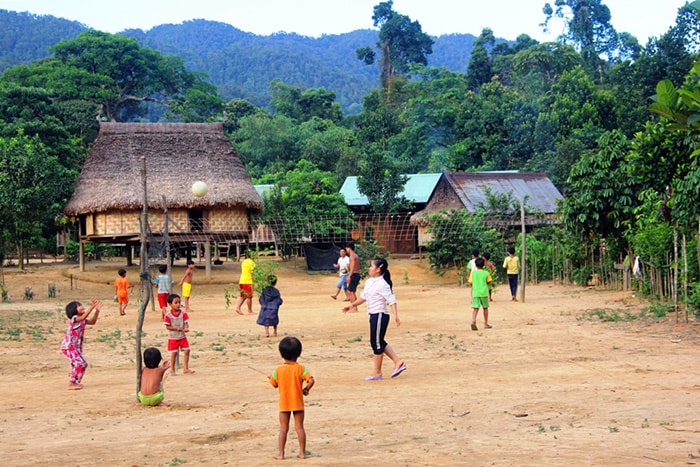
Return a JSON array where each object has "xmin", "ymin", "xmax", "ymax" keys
[{"xmin": 1, "ymin": 256, "xmax": 700, "ymax": 466}]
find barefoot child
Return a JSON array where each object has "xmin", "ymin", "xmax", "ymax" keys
[
  {"xmin": 469, "ymin": 257, "xmax": 493, "ymax": 330},
  {"xmin": 269, "ymin": 336, "xmax": 315, "ymax": 460},
  {"xmin": 163, "ymin": 294, "xmax": 195, "ymax": 375},
  {"xmin": 114, "ymin": 268, "xmax": 133, "ymax": 316},
  {"xmin": 178, "ymin": 260, "xmax": 195, "ymax": 312},
  {"xmin": 138, "ymin": 347, "xmax": 170, "ymax": 406},
  {"xmin": 257, "ymin": 275, "xmax": 283, "ymax": 337},
  {"xmin": 61, "ymin": 299, "xmax": 102, "ymax": 390},
  {"xmin": 153, "ymin": 264, "xmax": 173, "ymax": 319}
]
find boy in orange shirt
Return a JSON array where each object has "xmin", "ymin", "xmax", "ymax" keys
[
  {"xmin": 268, "ymin": 336, "xmax": 315, "ymax": 460},
  {"xmin": 114, "ymin": 268, "xmax": 133, "ymax": 316}
]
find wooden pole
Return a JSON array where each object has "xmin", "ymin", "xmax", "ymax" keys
[
  {"xmin": 135, "ymin": 156, "xmax": 151, "ymax": 402},
  {"xmin": 520, "ymin": 200, "xmax": 526, "ymax": 302}
]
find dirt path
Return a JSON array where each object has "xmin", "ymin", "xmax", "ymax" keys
[{"xmin": 1, "ymin": 258, "xmax": 699, "ymax": 466}]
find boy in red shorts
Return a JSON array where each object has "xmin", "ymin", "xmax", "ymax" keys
[{"xmin": 163, "ymin": 294, "xmax": 195, "ymax": 375}]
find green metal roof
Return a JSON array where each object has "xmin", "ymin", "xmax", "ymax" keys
[{"xmin": 340, "ymin": 173, "xmax": 442, "ymax": 206}]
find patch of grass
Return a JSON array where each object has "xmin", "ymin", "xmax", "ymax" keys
[
  {"xmin": 581, "ymin": 302, "xmax": 673, "ymax": 323},
  {"xmin": 641, "ymin": 302, "xmax": 671, "ymax": 319},
  {"xmin": 347, "ymin": 335, "xmax": 362, "ymax": 343},
  {"xmin": 95, "ymin": 329, "xmax": 122, "ymax": 348},
  {"xmin": 0, "ymin": 327, "xmax": 21, "ymax": 341},
  {"xmin": 210, "ymin": 342, "xmax": 225, "ymax": 352},
  {"xmin": 424, "ymin": 333, "xmax": 444, "ymax": 343},
  {"xmin": 579, "ymin": 308, "xmax": 638, "ymax": 322}
]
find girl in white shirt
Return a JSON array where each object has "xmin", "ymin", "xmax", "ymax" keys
[{"xmin": 343, "ymin": 258, "xmax": 407, "ymax": 381}]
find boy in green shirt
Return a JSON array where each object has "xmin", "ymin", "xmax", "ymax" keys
[{"xmin": 468, "ymin": 257, "xmax": 492, "ymax": 330}]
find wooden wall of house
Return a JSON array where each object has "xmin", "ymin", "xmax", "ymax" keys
[
  {"xmin": 85, "ymin": 207, "xmax": 249, "ymax": 236},
  {"xmin": 355, "ymin": 214, "xmax": 417, "ymax": 254}
]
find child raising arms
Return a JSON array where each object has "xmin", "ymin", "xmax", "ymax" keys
[
  {"xmin": 61, "ymin": 299, "xmax": 102, "ymax": 390},
  {"xmin": 269, "ymin": 336, "xmax": 315, "ymax": 460}
]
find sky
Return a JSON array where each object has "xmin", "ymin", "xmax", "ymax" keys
[{"xmin": 0, "ymin": 0, "xmax": 689, "ymax": 43}]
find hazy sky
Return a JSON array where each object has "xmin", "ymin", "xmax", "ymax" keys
[{"xmin": 0, "ymin": 0, "xmax": 689, "ymax": 43}]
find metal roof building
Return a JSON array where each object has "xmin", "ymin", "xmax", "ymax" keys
[{"xmin": 340, "ymin": 173, "xmax": 442, "ymax": 208}]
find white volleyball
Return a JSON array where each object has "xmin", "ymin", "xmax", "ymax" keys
[{"xmin": 191, "ymin": 180, "xmax": 208, "ymax": 197}]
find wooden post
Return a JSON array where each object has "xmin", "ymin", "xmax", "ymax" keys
[
  {"xmin": 205, "ymin": 240, "xmax": 212, "ymax": 280},
  {"xmin": 520, "ymin": 200, "xmax": 526, "ymax": 303},
  {"xmin": 135, "ymin": 156, "xmax": 151, "ymax": 402}
]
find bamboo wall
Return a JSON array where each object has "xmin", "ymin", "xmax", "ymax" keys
[{"xmin": 85, "ymin": 207, "xmax": 249, "ymax": 236}]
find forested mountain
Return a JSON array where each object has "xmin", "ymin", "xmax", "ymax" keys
[
  {"xmin": 0, "ymin": 10, "xmax": 478, "ymax": 113},
  {"xmin": 0, "ymin": 9, "xmax": 85, "ymax": 71}
]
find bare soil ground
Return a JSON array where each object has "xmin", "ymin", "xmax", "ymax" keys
[{"xmin": 1, "ymin": 257, "xmax": 700, "ymax": 466}]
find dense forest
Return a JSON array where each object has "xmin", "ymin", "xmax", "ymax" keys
[
  {"xmin": 0, "ymin": 9, "xmax": 478, "ymax": 113},
  {"xmin": 1, "ymin": 1, "xmax": 700, "ymax": 312}
]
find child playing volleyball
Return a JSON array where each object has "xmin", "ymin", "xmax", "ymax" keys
[
  {"xmin": 61, "ymin": 299, "xmax": 102, "ymax": 389},
  {"xmin": 163, "ymin": 294, "xmax": 195, "ymax": 375}
]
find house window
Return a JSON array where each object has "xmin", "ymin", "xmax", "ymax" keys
[{"xmin": 189, "ymin": 209, "xmax": 205, "ymax": 232}]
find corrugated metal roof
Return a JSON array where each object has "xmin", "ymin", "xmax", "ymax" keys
[
  {"xmin": 445, "ymin": 172, "xmax": 562, "ymax": 213},
  {"xmin": 340, "ymin": 173, "xmax": 442, "ymax": 206},
  {"xmin": 254, "ymin": 184, "xmax": 274, "ymax": 198}
]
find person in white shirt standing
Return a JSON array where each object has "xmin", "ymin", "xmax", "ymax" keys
[
  {"xmin": 343, "ymin": 257, "xmax": 406, "ymax": 381},
  {"xmin": 330, "ymin": 248, "xmax": 350, "ymax": 301}
]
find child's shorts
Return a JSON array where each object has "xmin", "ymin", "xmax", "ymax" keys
[
  {"xmin": 168, "ymin": 337, "xmax": 190, "ymax": 352},
  {"xmin": 138, "ymin": 390, "xmax": 164, "ymax": 406},
  {"xmin": 182, "ymin": 282, "xmax": 192, "ymax": 298},
  {"xmin": 471, "ymin": 296, "xmax": 489, "ymax": 309},
  {"xmin": 239, "ymin": 283, "xmax": 253, "ymax": 298},
  {"xmin": 157, "ymin": 293, "xmax": 169, "ymax": 309}
]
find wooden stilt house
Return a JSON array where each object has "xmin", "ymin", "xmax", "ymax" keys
[{"xmin": 64, "ymin": 122, "xmax": 263, "ymax": 272}]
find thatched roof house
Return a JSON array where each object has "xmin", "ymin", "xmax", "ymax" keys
[{"xmin": 65, "ymin": 122, "xmax": 263, "ymax": 266}]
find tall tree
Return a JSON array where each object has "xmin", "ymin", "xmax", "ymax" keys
[
  {"xmin": 1, "ymin": 30, "xmax": 222, "ymax": 122},
  {"xmin": 0, "ymin": 133, "xmax": 70, "ymax": 269},
  {"xmin": 357, "ymin": 146, "xmax": 410, "ymax": 214},
  {"xmin": 356, "ymin": 0, "xmax": 434, "ymax": 91},
  {"xmin": 560, "ymin": 130, "xmax": 639, "ymax": 241},
  {"xmin": 466, "ymin": 28, "xmax": 495, "ymax": 91},
  {"xmin": 270, "ymin": 80, "xmax": 343, "ymax": 124},
  {"xmin": 542, "ymin": 0, "xmax": 619, "ymax": 79}
]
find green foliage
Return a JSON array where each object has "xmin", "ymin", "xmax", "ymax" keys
[
  {"xmin": 561, "ymin": 130, "xmax": 638, "ymax": 241},
  {"xmin": 355, "ymin": 240, "xmax": 386, "ymax": 278},
  {"xmin": 629, "ymin": 223, "xmax": 673, "ymax": 269},
  {"xmin": 542, "ymin": 0, "xmax": 619, "ymax": 74},
  {"xmin": 0, "ymin": 133, "xmax": 70, "ymax": 269},
  {"xmin": 270, "ymin": 80, "xmax": 343, "ymax": 124},
  {"xmin": 1, "ymin": 30, "xmax": 222, "ymax": 123},
  {"xmin": 64, "ymin": 240, "xmax": 116, "ymax": 262},
  {"xmin": 361, "ymin": 0, "xmax": 434, "ymax": 88},
  {"xmin": 250, "ymin": 256, "xmax": 280, "ymax": 294},
  {"xmin": 466, "ymin": 29, "xmax": 495, "ymax": 91},
  {"xmin": 357, "ymin": 147, "xmax": 410, "ymax": 214},
  {"xmin": 688, "ymin": 282, "xmax": 700, "ymax": 318},
  {"xmin": 256, "ymin": 160, "xmax": 354, "ymax": 258},
  {"xmin": 424, "ymin": 209, "xmax": 502, "ymax": 276}
]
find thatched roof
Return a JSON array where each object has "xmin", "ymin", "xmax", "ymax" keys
[{"xmin": 64, "ymin": 122, "xmax": 263, "ymax": 215}]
